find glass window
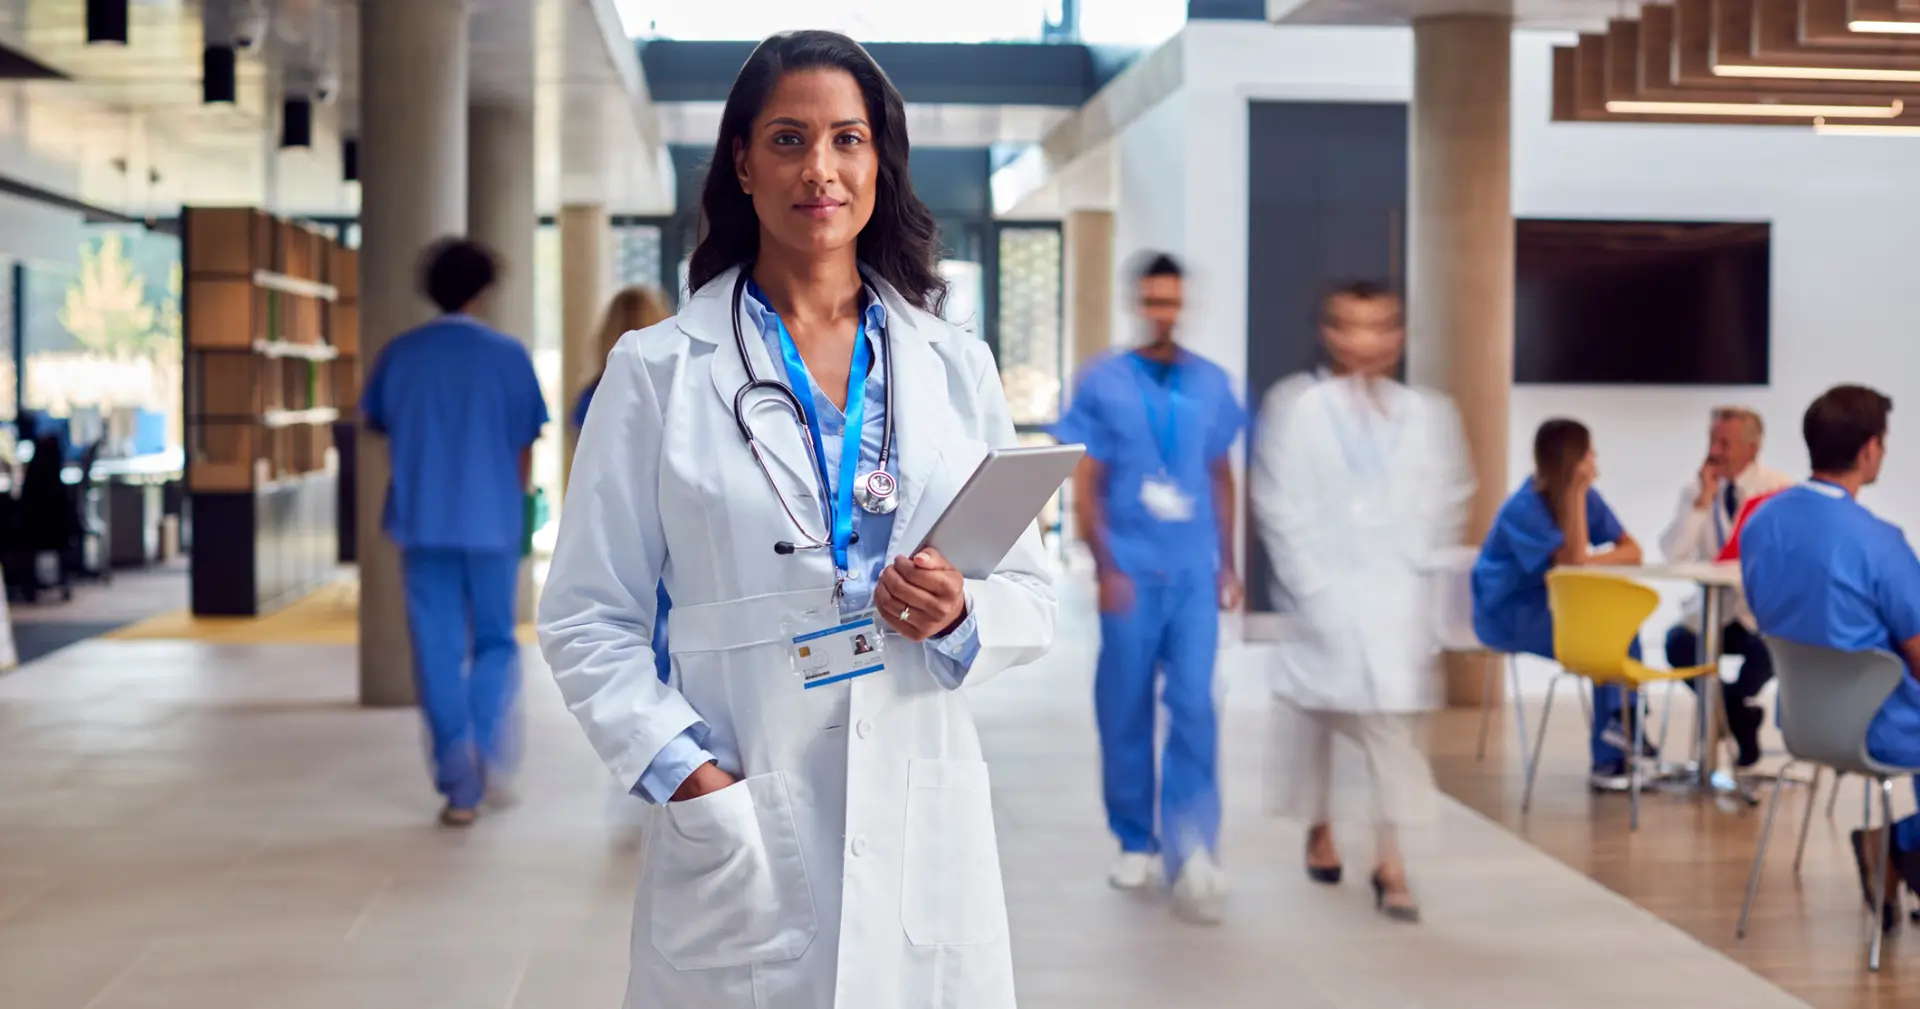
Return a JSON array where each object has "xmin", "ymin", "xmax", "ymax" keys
[
  {"xmin": 615, "ymin": 224, "xmax": 664, "ymax": 290},
  {"xmin": 22, "ymin": 226, "xmax": 183, "ymax": 456},
  {"xmin": 995, "ymin": 225, "xmax": 1063, "ymax": 426},
  {"xmin": 1079, "ymin": 0, "xmax": 1188, "ymax": 45},
  {"xmin": 620, "ymin": 0, "xmax": 1056, "ymax": 42}
]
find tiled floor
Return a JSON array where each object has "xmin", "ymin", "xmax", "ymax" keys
[{"xmin": 0, "ymin": 600, "xmax": 1816, "ymax": 1008}]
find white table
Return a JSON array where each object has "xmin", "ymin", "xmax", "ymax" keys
[{"xmin": 1584, "ymin": 562, "xmax": 1752, "ymax": 802}]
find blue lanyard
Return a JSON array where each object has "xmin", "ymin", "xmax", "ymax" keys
[
  {"xmin": 1129, "ymin": 353, "xmax": 1181, "ymax": 471},
  {"xmin": 772, "ymin": 313, "xmax": 871, "ymax": 573}
]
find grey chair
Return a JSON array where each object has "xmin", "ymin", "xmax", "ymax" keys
[{"xmin": 1736, "ymin": 637, "xmax": 1920, "ymax": 971}]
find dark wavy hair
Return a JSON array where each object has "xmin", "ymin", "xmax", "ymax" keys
[{"xmin": 686, "ymin": 31, "xmax": 946, "ymax": 314}]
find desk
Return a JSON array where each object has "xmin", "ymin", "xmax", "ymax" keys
[{"xmin": 1586, "ymin": 562, "xmax": 1752, "ymax": 803}]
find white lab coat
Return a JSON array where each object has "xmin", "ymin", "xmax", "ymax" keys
[
  {"xmin": 538, "ymin": 267, "xmax": 1057, "ymax": 1009},
  {"xmin": 1657, "ymin": 460, "xmax": 1793, "ymax": 631},
  {"xmin": 1250, "ymin": 374, "xmax": 1473, "ymax": 714}
]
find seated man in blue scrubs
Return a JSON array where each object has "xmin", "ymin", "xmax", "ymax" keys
[
  {"xmin": 1472, "ymin": 418, "xmax": 1648, "ymax": 791},
  {"xmin": 1741, "ymin": 384, "xmax": 1920, "ymax": 921},
  {"xmin": 363, "ymin": 238, "xmax": 548, "ymax": 827}
]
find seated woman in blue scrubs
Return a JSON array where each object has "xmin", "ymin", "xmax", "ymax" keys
[
  {"xmin": 572, "ymin": 284, "xmax": 674, "ymax": 684},
  {"xmin": 1472, "ymin": 418, "xmax": 1647, "ymax": 791}
]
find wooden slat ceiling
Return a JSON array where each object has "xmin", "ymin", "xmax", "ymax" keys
[{"xmin": 1555, "ymin": 0, "xmax": 1920, "ymax": 126}]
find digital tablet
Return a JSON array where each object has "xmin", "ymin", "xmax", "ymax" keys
[{"xmin": 915, "ymin": 444, "xmax": 1086, "ymax": 578}]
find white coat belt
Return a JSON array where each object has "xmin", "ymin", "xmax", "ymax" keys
[{"xmin": 667, "ymin": 587, "xmax": 838, "ymax": 653}]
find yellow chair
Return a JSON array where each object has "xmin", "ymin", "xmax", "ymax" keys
[{"xmin": 1522, "ymin": 569, "xmax": 1717, "ymax": 830}]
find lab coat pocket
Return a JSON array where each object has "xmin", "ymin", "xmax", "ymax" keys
[
  {"xmin": 900, "ymin": 758, "xmax": 1008, "ymax": 947},
  {"xmin": 647, "ymin": 771, "xmax": 818, "ymax": 971}
]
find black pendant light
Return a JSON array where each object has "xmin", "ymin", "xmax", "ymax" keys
[
  {"xmin": 281, "ymin": 97, "xmax": 312, "ymax": 149},
  {"xmin": 86, "ymin": 0, "xmax": 129, "ymax": 45},
  {"xmin": 203, "ymin": 46, "xmax": 236, "ymax": 104},
  {"xmin": 343, "ymin": 137, "xmax": 359, "ymax": 182}
]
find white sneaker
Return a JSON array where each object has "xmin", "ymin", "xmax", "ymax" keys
[
  {"xmin": 1108, "ymin": 851, "xmax": 1157, "ymax": 890},
  {"xmin": 1171, "ymin": 852, "xmax": 1227, "ymax": 925}
]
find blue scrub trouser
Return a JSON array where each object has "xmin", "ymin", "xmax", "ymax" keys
[
  {"xmin": 1867, "ymin": 722, "xmax": 1920, "ymax": 854},
  {"xmin": 1095, "ymin": 571, "xmax": 1220, "ymax": 877},
  {"xmin": 1503, "ymin": 613, "xmax": 1643, "ymax": 773},
  {"xmin": 402, "ymin": 548, "xmax": 522, "ymax": 810},
  {"xmin": 1587, "ymin": 639, "xmax": 1650, "ymax": 771}
]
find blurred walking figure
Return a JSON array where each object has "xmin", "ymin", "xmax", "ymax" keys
[
  {"xmin": 363, "ymin": 238, "xmax": 548, "ymax": 826},
  {"xmin": 1251, "ymin": 282, "xmax": 1472, "ymax": 923},
  {"xmin": 1052, "ymin": 252, "xmax": 1247, "ymax": 924},
  {"xmin": 570, "ymin": 284, "xmax": 674, "ymax": 686}
]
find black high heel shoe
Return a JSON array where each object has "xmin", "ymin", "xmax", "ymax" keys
[
  {"xmin": 1305, "ymin": 835, "xmax": 1342, "ymax": 885},
  {"xmin": 1371, "ymin": 872, "xmax": 1421, "ymax": 924}
]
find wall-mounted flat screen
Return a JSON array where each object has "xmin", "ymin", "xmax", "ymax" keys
[{"xmin": 1514, "ymin": 219, "xmax": 1770, "ymax": 385}]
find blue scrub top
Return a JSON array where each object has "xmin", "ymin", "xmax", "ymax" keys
[
  {"xmin": 1741, "ymin": 482, "xmax": 1920, "ymax": 744},
  {"xmin": 1472, "ymin": 481, "xmax": 1628, "ymax": 658},
  {"xmin": 1049, "ymin": 348, "xmax": 1246, "ymax": 578},
  {"xmin": 572, "ymin": 381, "xmax": 597, "ymax": 431},
  {"xmin": 363, "ymin": 314, "xmax": 548, "ymax": 553}
]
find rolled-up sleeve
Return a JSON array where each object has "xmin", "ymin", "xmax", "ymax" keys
[
  {"xmin": 633, "ymin": 727, "xmax": 715, "ymax": 805},
  {"xmin": 926, "ymin": 595, "xmax": 983, "ymax": 688}
]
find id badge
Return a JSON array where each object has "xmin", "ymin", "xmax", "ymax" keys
[
  {"xmin": 784, "ymin": 608, "xmax": 888, "ymax": 690},
  {"xmin": 1139, "ymin": 475, "xmax": 1196, "ymax": 522}
]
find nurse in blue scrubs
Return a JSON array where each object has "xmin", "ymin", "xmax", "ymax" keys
[
  {"xmin": 1052, "ymin": 252, "xmax": 1246, "ymax": 925},
  {"xmin": 363, "ymin": 238, "xmax": 549, "ymax": 826},
  {"xmin": 1471, "ymin": 418, "xmax": 1647, "ymax": 791},
  {"xmin": 572, "ymin": 285, "xmax": 674, "ymax": 685},
  {"xmin": 1741, "ymin": 385, "xmax": 1920, "ymax": 922}
]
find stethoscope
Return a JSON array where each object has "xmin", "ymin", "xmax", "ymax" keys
[{"xmin": 728, "ymin": 270, "xmax": 897, "ymax": 557}]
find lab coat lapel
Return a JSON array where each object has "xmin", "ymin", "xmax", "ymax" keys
[
  {"xmin": 872, "ymin": 285, "xmax": 949, "ymax": 558},
  {"xmin": 681, "ymin": 268, "xmax": 821, "ymax": 511}
]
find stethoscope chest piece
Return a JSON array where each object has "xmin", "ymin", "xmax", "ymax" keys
[{"xmin": 855, "ymin": 469, "xmax": 899, "ymax": 515}]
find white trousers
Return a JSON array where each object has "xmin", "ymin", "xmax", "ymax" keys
[{"xmin": 1266, "ymin": 699, "xmax": 1438, "ymax": 828}]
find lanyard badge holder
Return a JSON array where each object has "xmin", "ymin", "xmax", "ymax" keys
[
  {"xmin": 1133, "ymin": 356, "xmax": 1196, "ymax": 523},
  {"xmin": 773, "ymin": 314, "xmax": 889, "ymax": 689}
]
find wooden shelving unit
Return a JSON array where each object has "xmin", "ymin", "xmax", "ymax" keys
[{"xmin": 183, "ymin": 207, "xmax": 357, "ymax": 616}]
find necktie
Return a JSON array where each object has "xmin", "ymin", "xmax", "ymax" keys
[{"xmin": 1722, "ymin": 481, "xmax": 1739, "ymax": 524}]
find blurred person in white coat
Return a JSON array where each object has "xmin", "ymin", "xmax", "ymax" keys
[
  {"xmin": 539, "ymin": 32, "xmax": 1055, "ymax": 1009},
  {"xmin": 1250, "ymin": 281, "xmax": 1473, "ymax": 923}
]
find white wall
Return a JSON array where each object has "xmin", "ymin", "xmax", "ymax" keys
[
  {"xmin": 1111, "ymin": 92, "xmax": 1190, "ymax": 347},
  {"xmin": 1107, "ymin": 21, "xmax": 1920, "ymax": 544}
]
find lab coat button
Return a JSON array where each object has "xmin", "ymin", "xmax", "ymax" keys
[
  {"xmin": 855, "ymin": 719, "xmax": 873, "ymax": 739},
  {"xmin": 850, "ymin": 836, "xmax": 869, "ymax": 857}
]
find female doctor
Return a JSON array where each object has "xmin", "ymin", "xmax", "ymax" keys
[
  {"xmin": 1250, "ymin": 282, "xmax": 1473, "ymax": 923},
  {"xmin": 538, "ymin": 30, "xmax": 1056, "ymax": 1009}
]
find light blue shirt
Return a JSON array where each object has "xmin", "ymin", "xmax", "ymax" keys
[
  {"xmin": 634, "ymin": 288, "xmax": 982, "ymax": 803},
  {"xmin": 1047, "ymin": 348, "xmax": 1245, "ymax": 577},
  {"xmin": 362, "ymin": 314, "xmax": 548, "ymax": 553},
  {"xmin": 1740, "ymin": 481, "xmax": 1920, "ymax": 756}
]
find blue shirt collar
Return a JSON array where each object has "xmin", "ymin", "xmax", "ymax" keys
[{"xmin": 743, "ymin": 279, "xmax": 887, "ymax": 338}]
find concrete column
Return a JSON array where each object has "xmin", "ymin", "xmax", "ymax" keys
[
  {"xmin": 468, "ymin": 104, "xmax": 535, "ymax": 339},
  {"xmin": 357, "ymin": 0, "xmax": 470, "ymax": 707},
  {"xmin": 468, "ymin": 0, "xmax": 537, "ymax": 621},
  {"xmin": 1064, "ymin": 210, "xmax": 1115, "ymax": 372},
  {"xmin": 1407, "ymin": 15, "xmax": 1514, "ymax": 709},
  {"xmin": 558, "ymin": 203, "xmax": 610, "ymax": 494}
]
